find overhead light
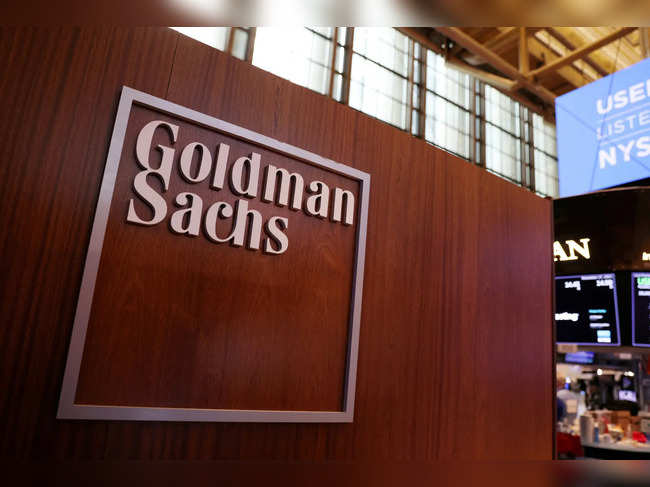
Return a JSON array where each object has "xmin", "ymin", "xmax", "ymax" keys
[{"xmin": 597, "ymin": 368, "xmax": 603, "ymax": 375}]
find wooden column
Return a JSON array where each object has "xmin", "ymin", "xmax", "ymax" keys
[{"xmin": 519, "ymin": 27, "xmax": 529, "ymax": 74}]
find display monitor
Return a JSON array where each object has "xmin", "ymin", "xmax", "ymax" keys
[
  {"xmin": 632, "ymin": 272, "xmax": 650, "ymax": 347},
  {"xmin": 619, "ymin": 390, "xmax": 637, "ymax": 402},
  {"xmin": 619, "ymin": 373, "xmax": 637, "ymax": 401},
  {"xmin": 555, "ymin": 273, "xmax": 620, "ymax": 345},
  {"xmin": 555, "ymin": 57, "xmax": 650, "ymax": 197},
  {"xmin": 564, "ymin": 351, "xmax": 595, "ymax": 364}
]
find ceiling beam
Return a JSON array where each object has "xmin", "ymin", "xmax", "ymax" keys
[
  {"xmin": 435, "ymin": 27, "xmax": 556, "ymax": 104},
  {"xmin": 527, "ymin": 36, "xmax": 595, "ymax": 87},
  {"xmin": 573, "ymin": 27, "xmax": 640, "ymax": 71},
  {"xmin": 485, "ymin": 27, "xmax": 517, "ymax": 52},
  {"xmin": 396, "ymin": 27, "xmax": 444, "ymax": 56},
  {"xmin": 484, "ymin": 27, "xmax": 544, "ymax": 54},
  {"xmin": 399, "ymin": 27, "xmax": 517, "ymax": 91},
  {"xmin": 528, "ymin": 27, "xmax": 635, "ymax": 79},
  {"xmin": 444, "ymin": 58, "xmax": 517, "ymax": 91},
  {"xmin": 640, "ymin": 27, "xmax": 650, "ymax": 59},
  {"xmin": 457, "ymin": 27, "xmax": 536, "ymax": 66},
  {"xmin": 399, "ymin": 27, "xmax": 553, "ymax": 120},
  {"xmin": 550, "ymin": 27, "xmax": 634, "ymax": 76},
  {"xmin": 507, "ymin": 27, "xmax": 591, "ymax": 89},
  {"xmin": 448, "ymin": 27, "xmax": 496, "ymax": 56},
  {"xmin": 545, "ymin": 27, "xmax": 608, "ymax": 77}
]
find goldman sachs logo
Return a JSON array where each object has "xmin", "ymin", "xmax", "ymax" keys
[
  {"xmin": 554, "ymin": 238, "xmax": 591, "ymax": 262},
  {"xmin": 127, "ymin": 121, "xmax": 356, "ymax": 255}
]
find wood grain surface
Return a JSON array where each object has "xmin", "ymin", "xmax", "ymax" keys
[
  {"xmin": 74, "ymin": 104, "xmax": 359, "ymax": 411},
  {"xmin": 0, "ymin": 27, "xmax": 553, "ymax": 460}
]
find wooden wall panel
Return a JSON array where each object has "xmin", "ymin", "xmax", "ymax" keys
[
  {"xmin": 0, "ymin": 28, "xmax": 553, "ymax": 462},
  {"xmin": 74, "ymin": 103, "xmax": 359, "ymax": 412}
]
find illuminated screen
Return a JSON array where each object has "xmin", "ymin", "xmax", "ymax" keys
[
  {"xmin": 555, "ymin": 57, "xmax": 650, "ymax": 197},
  {"xmin": 555, "ymin": 273, "xmax": 620, "ymax": 345},
  {"xmin": 632, "ymin": 272, "xmax": 650, "ymax": 346},
  {"xmin": 564, "ymin": 351, "xmax": 595, "ymax": 364},
  {"xmin": 619, "ymin": 390, "xmax": 637, "ymax": 402}
]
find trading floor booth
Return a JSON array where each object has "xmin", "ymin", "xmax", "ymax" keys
[{"xmin": 554, "ymin": 187, "xmax": 650, "ymax": 459}]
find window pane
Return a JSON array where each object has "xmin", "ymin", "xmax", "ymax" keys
[
  {"xmin": 531, "ymin": 113, "xmax": 559, "ymax": 196},
  {"xmin": 485, "ymin": 124, "xmax": 522, "ymax": 183},
  {"xmin": 349, "ymin": 52, "xmax": 409, "ymax": 129},
  {"xmin": 426, "ymin": 50, "xmax": 471, "ymax": 109},
  {"xmin": 352, "ymin": 27, "xmax": 410, "ymax": 77},
  {"xmin": 311, "ymin": 27, "xmax": 333, "ymax": 38},
  {"xmin": 412, "ymin": 84, "xmax": 420, "ymax": 109},
  {"xmin": 533, "ymin": 113, "xmax": 558, "ymax": 157},
  {"xmin": 337, "ymin": 27, "xmax": 347, "ymax": 45},
  {"xmin": 335, "ymin": 45, "xmax": 345, "ymax": 73},
  {"xmin": 413, "ymin": 60, "xmax": 421, "ymax": 84},
  {"xmin": 171, "ymin": 27, "xmax": 230, "ymax": 51},
  {"xmin": 252, "ymin": 27, "xmax": 334, "ymax": 95},
  {"xmin": 231, "ymin": 29, "xmax": 249, "ymax": 59},
  {"xmin": 534, "ymin": 149, "xmax": 559, "ymax": 197},
  {"xmin": 485, "ymin": 85, "xmax": 520, "ymax": 135},
  {"xmin": 424, "ymin": 92, "xmax": 471, "ymax": 159},
  {"xmin": 333, "ymin": 73, "xmax": 343, "ymax": 101},
  {"xmin": 411, "ymin": 110, "xmax": 419, "ymax": 136}
]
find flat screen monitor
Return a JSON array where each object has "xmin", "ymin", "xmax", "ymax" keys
[
  {"xmin": 555, "ymin": 273, "xmax": 620, "ymax": 345},
  {"xmin": 564, "ymin": 351, "xmax": 595, "ymax": 364},
  {"xmin": 555, "ymin": 57, "xmax": 650, "ymax": 197},
  {"xmin": 619, "ymin": 390, "xmax": 637, "ymax": 402},
  {"xmin": 632, "ymin": 273, "xmax": 650, "ymax": 347}
]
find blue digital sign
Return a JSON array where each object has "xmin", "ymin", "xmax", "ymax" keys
[{"xmin": 555, "ymin": 57, "xmax": 650, "ymax": 197}]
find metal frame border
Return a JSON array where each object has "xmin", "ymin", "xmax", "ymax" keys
[
  {"xmin": 554, "ymin": 273, "xmax": 621, "ymax": 346},
  {"xmin": 57, "ymin": 86, "xmax": 371, "ymax": 423},
  {"xmin": 631, "ymin": 272, "xmax": 650, "ymax": 348}
]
